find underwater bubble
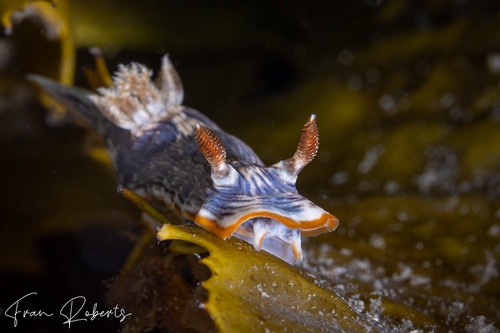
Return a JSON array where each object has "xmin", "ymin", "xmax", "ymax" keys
[
  {"xmin": 366, "ymin": 68, "xmax": 381, "ymax": 83},
  {"xmin": 439, "ymin": 93, "xmax": 455, "ymax": 108},
  {"xmin": 369, "ymin": 234, "xmax": 386, "ymax": 249},
  {"xmin": 330, "ymin": 171, "xmax": 348, "ymax": 185},
  {"xmin": 487, "ymin": 224, "xmax": 500, "ymax": 237},
  {"xmin": 337, "ymin": 49, "xmax": 353, "ymax": 65},
  {"xmin": 378, "ymin": 94, "xmax": 397, "ymax": 114},
  {"xmin": 487, "ymin": 53, "xmax": 500, "ymax": 73},
  {"xmin": 348, "ymin": 76, "xmax": 363, "ymax": 90},
  {"xmin": 358, "ymin": 144, "xmax": 385, "ymax": 174},
  {"xmin": 384, "ymin": 181, "xmax": 400, "ymax": 194}
]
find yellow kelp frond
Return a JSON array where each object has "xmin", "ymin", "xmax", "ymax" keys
[{"xmin": 157, "ymin": 224, "xmax": 378, "ymax": 333}]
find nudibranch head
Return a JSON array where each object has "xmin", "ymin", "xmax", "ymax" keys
[{"xmin": 194, "ymin": 115, "xmax": 339, "ymax": 264}]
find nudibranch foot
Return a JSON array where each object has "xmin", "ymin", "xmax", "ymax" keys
[{"xmin": 234, "ymin": 218, "xmax": 303, "ymax": 264}]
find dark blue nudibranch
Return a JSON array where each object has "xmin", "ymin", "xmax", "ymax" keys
[{"xmin": 31, "ymin": 56, "xmax": 339, "ymax": 264}]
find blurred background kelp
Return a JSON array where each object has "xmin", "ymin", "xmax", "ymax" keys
[{"xmin": 0, "ymin": 0, "xmax": 500, "ymax": 332}]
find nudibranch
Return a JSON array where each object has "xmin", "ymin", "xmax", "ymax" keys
[{"xmin": 30, "ymin": 56, "xmax": 339, "ymax": 264}]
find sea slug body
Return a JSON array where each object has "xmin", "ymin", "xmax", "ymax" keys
[{"xmin": 31, "ymin": 55, "xmax": 339, "ymax": 264}]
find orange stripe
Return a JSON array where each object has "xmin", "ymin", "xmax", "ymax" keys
[
  {"xmin": 300, "ymin": 221, "xmax": 339, "ymax": 236},
  {"xmin": 149, "ymin": 192, "xmax": 339, "ymax": 238},
  {"xmin": 195, "ymin": 211, "xmax": 339, "ymax": 239},
  {"xmin": 183, "ymin": 210, "xmax": 197, "ymax": 221}
]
